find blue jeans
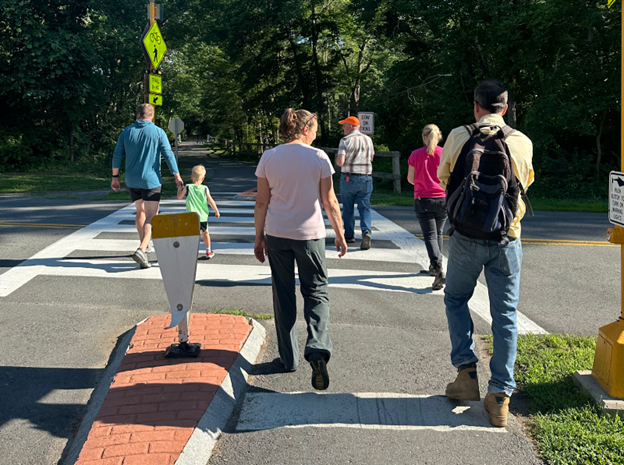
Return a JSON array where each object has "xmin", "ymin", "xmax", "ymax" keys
[
  {"xmin": 444, "ymin": 232, "xmax": 523, "ymax": 397},
  {"xmin": 340, "ymin": 173, "xmax": 373, "ymax": 238}
]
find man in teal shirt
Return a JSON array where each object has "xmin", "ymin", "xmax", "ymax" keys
[{"xmin": 111, "ymin": 104, "xmax": 184, "ymax": 268}]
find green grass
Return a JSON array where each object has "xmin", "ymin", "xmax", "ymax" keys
[
  {"xmin": 529, "ymin": 198, "xmax": 608, "ymax": 213},
  {"xmin": 0, "ymin": 171, "xmax": 111, "ymax": 193},
  {"xmin": 366, "ymin": 183, "xmax": 609, "ymax": 213},
  {"xmin": 484, "ymin": 334, "xmax": 624, "ymax": 464},
  {"xmin": 211, "ymin": 308, "xmax": 273, "ymax": 320}
]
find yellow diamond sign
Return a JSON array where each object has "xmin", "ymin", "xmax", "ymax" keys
[
  {"xmin": 149, "ymin": 93, "xmax": 163, "ymax": 106},
  {"xmin": 149, "ymin": 74, "xmax": 162, "ymax": 94},
  {"xmin": 142, "ymin": 22, "xmax": 167, "ymax": 69}
]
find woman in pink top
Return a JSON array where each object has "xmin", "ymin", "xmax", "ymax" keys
[
  {"xmin": 254, "ymin": 108, "xmax": 347, "ymax": 390},
  {"xmin": 407, "ymin": 124, "xmax": 447, "ymax": 291}
]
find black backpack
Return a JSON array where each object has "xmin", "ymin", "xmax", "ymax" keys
[{"xmin": 446, "ymin": 124, "xmax": 529, "ymax": 244}]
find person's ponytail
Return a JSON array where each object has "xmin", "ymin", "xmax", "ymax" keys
[
  {"xmin": 279, "ymin": 108, "xmax": 316, "ymax": 142},
  {"xmin": 423, "ymin": 124, "xmax": 442, "ymax": 155}
]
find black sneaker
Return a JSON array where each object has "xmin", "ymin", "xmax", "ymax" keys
[
  {"xmin": 432, "ymin": 268, "xmax": 446, "ymax": 290},
  {"xmin": 361, "ymin": 231, "xmax": 371, "ymax": 250},
  {"xmin": 308, "ymin": 352, "xmax": 329, "ymax": 390},
  {"xmin": 429, "ymin": 264, "xmax": 436, "ymax": 276},
  {"xmin": 345, "ymin": 236, "xmax": 356, "ymax": 244},
  {"xmin": 132, "ymin": 248, "xmax": 150, "ymax": 269}
]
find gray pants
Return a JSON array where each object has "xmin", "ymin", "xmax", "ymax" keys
[{"xmin": 266, "ymin": 235, "xmax": 332, "ymax": 370}]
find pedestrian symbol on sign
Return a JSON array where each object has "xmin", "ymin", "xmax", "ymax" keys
[{"xmin": 141, "ymin": 21, "xmax": 167, "ymax": 69}]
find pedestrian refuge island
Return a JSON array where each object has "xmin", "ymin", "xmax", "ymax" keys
[{"xmin": 151, "ymin": 212, "xmax": 201, "ymax": 358}]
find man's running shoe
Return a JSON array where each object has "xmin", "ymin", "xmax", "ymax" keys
[
  {"xmin": 132, "ymin": 248, "xmax": 151, "ymax": 269},
  {"xmin": 206, "ymin": 251, "xmax": 215, "ymax": 259}
]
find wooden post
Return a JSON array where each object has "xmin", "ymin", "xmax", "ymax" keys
[
  {"xmin": 392, "ymin": 153, "xmax": 401, "ymax": 194},
  {"xmin": 144, "ymin": 1, "xmax": 156, "ymax": 110}
]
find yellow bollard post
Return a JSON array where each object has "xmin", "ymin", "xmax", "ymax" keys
[{"xmin": 591, "ymin": 1, "xmax": 624, "ymax": 399}]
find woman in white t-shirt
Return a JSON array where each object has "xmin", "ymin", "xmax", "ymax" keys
[{"xmin": 254, "ymin": 108, "xmax": 347, "ymax": 390}]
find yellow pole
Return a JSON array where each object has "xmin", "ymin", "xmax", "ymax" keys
[{"xmin": 593, "ymin": 0, "xmax": 624, "ymax": 398}]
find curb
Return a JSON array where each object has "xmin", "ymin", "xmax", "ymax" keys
[
  {"xmin": 62, "ymin": 324, "xmax": 140, "ymax": 465},
  {"xmin": 573, "ymin": 370, "xmax": 624, "ymax": 417},
  {"xmin": 176, "ymin": 319, "xmax": 266, "ymax": 464},
  {"xmin": 63, "ymin": 315, "xmax": 266, "ymax": 465}
]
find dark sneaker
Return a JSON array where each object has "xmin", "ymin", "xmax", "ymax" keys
[
  {"xmin": 432, "ymin": 269, "xmax": 446, "ymax": 291},
  {"xmin": 484, "ymin": 393, "xmax": 510, "ymax": 427},
  {"xmin": 345, "ymin": 236, "xmax": 356, "ymax": 244},
  {"xmin": 308, "ymin": 352, "xmax": 329, "ymax": 390},
  {"xmin": 132, "ymin": 248, "xmax": 150, "ymax": 269},
  {"xmin": 360, "ymin": 231, "xmax": 371, "ymax": 250},
  {"xmin": 429, "ymin": 264, "xmax": 436, "ymax": 276},
  {"xmin": 445, "ymin": 363, "xmax": 480, "ymax": 401}
]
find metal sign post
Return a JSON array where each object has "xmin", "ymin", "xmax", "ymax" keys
[
  {"xmin": 168, "ymin": 118, "xmax": 184, "ymax": 163},
  {"xmin": 595, "ymin": 0, "xmax": 624, "ymax": 399},
  {"xmin": 152, "ymin": 212, "xmax": 201, "ymax": 358}
]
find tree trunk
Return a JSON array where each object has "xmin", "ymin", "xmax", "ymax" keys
[
  {"xmin": 69, "ymin": 126, "xmax": 75, "ymax": 163},
  {"xmin": 596, "ymin": 112, "xmax": 606, "ymax": 178},
  {"xmin": 287, "ymin": 34, "xmax": 312, "ymax": 109},
  {"xmin": 311, "ymin": 15, "xmax": 328, "ymax": 145},
  {"xmin": 507, "ymin": 96, "xmax": 516, "ymax": 128}
]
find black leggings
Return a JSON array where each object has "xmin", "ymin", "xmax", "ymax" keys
[{"xmin": 414, "ymin": 198, "xmax": 448, "ymax": 270}]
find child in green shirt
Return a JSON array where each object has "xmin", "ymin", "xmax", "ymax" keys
[{"xmin": 177, "ymin": 164, "xmax": 220, "ymax": 258}]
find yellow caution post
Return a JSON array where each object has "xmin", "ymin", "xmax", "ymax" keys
[
  {"xmin": 591, "ymin": 2, "xmax": 624, "ymax": 399},
  {"xmin": 152, "ymin": 212, "xmax": 201, "ymax": 358}
]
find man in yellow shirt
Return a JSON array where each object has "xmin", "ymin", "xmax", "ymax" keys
[{"xmin": 437, "ymin": 80, "xmax": 534, "ymax": 427}]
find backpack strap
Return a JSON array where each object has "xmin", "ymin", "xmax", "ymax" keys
[
  {"xmin": 464, "ymin": 124, "xmax": 479, "ymax": 136},
  {"xmin": 500, "ymin": 125, "xmax": 517, "ymax": 140}
]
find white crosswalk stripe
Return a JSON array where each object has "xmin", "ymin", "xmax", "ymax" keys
[{"xmin": 0, "ymin": 195, "xmax": 546, "ymax": 334}]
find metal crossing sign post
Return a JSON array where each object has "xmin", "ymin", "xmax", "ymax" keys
[
  {"xmin": 152, "ymin": 212, "xmax": 201, "ymax": 358},
  {"xmin": 168, "ymin": 118, "xmax": 184, "ymax": 162}
]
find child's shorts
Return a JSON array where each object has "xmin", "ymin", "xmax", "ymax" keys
[{"xmin": 200, "ymin": 221, "xmax": 208, "ymax": 232}]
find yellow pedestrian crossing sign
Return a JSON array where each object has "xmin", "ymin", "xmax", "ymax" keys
[
  {"xmin": 142, "ymin": 22, "xmax": 167, "ymax": 69},
  {"xmin": 149, "ymin": 74, "xmax": 162, "ymax": 94},
  {"xmin": 149, "ymin": 94, "xmax": 163, "ymax": 106}
]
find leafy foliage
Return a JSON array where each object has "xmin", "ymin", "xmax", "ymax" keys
[{"xmin": 1, "ymin": 0, "xmax": 621, "ymax": 200}]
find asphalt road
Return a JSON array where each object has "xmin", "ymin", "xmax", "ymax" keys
[{"xmin": 0, "ymin": 145, "xmax": 617, "ymax": 465}]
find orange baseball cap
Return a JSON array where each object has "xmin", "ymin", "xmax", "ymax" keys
[{"xmin": 339, "ymin": 116, "xmax": 359, "ymax": 125}]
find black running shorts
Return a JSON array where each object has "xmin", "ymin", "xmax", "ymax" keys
[{"xmin": 128, "ymin": 186, "xmax": 162, "ymax": 202}]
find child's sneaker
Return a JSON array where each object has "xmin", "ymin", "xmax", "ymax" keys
[{"xmin": 206, "ymin": 251, "xmax": 215, "ymax": 259}]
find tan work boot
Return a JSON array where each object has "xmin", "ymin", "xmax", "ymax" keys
[
  {"xmin": 484, "ymin": 392, "xmax": 510, "ymax": 427},
  {"xmin": 445, "ymin": 364, "xmax": 480, "ymax": 401}
]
